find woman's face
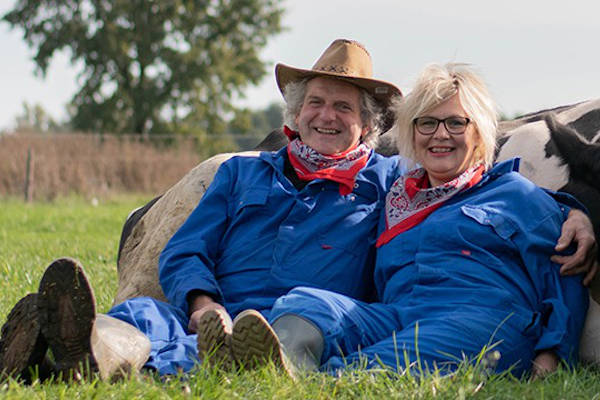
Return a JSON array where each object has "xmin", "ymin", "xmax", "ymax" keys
[{"xmin": 413, "ymin": 94, "xmax": 481, "ymax": 186}]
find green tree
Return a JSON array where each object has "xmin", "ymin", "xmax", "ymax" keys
[
  {"xmin": 228, "ymin": 101, "xmax": 283, "ymax": 135},
  {"xmin": 13, "ymin": 102, "xmax": 69, "ymax": 133},
  {"xmin": 3, "ymin": 0, "xmax": 283, "ymax": 135}
]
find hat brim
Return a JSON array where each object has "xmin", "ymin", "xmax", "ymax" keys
[{"xmin": 275, "ymin": 63, "xmax": 402, "ymax": 109}]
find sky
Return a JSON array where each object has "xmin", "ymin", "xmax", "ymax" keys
[{"xmin": 1, "ymin": 0, "xmax": 599, "ymax": 130}]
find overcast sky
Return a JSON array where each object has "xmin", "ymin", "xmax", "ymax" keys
[{"xmin": 1, "ymin": 0, "xmax": 599, "ymax": 130}]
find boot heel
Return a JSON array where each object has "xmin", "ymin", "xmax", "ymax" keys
[
  {"xmin": 0, "ymin": 293, "xmax": 48, "ymax": 382},
  {"xmin": 37, "ymin": 258, "xmax": 96, "ymax": 378}
]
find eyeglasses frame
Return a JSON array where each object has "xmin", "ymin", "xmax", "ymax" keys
[{"xmin": 413, "ymin": 116, "xmax": 471, "ymax": 135}]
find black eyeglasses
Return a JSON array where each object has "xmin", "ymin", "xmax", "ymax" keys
[{"xmin": 413, "ymin": 116, "xmax": 471, "ymax": 135}]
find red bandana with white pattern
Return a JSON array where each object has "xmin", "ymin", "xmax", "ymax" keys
[
  {"xmin": 376, "ymin": 164, "xmax": 485, "ymax": 247},
  {"xmin": 284, "ymin": 126, "xmax": 370, "ymax": 195}
]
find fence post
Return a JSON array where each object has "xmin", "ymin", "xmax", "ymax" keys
[{"xmin": 24, "ymin": 147, "xmax": 34, "ymax": 202}]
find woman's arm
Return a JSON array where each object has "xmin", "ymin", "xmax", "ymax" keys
[{"xmin": 531, "ymin": 351, "xmax": 559, "ymax": 379}]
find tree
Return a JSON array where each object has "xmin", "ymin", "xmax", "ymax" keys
[
  {"xmin": 13, "ymin": 102, "xmax": 69, "ymax": 133},
  {"xmin": 3, "ymin": 0, "xmax": 284, "ymax": 135},
  {"xmin": 228, "ymin": 101, "xmax": 283, "ymax": 135}
]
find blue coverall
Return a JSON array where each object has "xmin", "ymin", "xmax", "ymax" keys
[
  {"xmin": 108, "ymin": 147, "xmax": 406, "ymax": 375},
  {"xmin": 269, "ymin": 159, "xmax": 589, "ymax": 376}
]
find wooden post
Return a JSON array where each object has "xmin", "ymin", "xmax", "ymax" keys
[{"xmin": 24, "ymin": 147, "xmax": 34, "ymax": 202}]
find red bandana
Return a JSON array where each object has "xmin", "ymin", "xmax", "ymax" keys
[
  {"xmin": 376, "ymin": 164, "xmax": 485, "ymax": 247},
  {"xmin": 284, "ymin": 126, "xmax": 370, "ymax": 195}
]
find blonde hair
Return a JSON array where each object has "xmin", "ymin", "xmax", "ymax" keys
[{"xmin": 392, "ymin": 63, "xmax": 498, "ymax": 168}]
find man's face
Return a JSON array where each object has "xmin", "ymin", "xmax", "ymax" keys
[{"xmin": 295, "ymin": 77, "xmax": 368, "ymax": 155}]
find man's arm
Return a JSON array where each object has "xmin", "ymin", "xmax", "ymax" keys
[
  {"xmin": 187, "ymin": 291, "xmax": 227, "ymax": 333},
  {"xmin": 552, "ymin": 209, "xmax": 598, "ymax": 286},
  {"xmin": 159, "ymin": 163, "xmax": 234, "ymax": 322}
]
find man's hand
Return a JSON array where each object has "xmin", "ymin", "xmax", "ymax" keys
[
  {"xmin": 552, "ymin": 209, "xmax": 598, "ymax": 286},
  {"xmin": 531, "ymin": 351, "xmax": 559, "ymax": 380},
  {"xmin": 187, "ymin": 294, "xmax": 228, "ymax": 333}
]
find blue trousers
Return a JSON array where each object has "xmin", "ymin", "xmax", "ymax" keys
[
  {"xmin": 269, "ymin": 287, "xmax": 538, "ymax": 376},
  {"xmin": 108, "ymin": 297, "xmax": 273, "ymax": 375},
  {"xmin": 108, "ymin": 297, "xmax": 200, "ymax": 375}
]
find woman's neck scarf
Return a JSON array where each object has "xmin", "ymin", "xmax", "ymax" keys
[
  {"xmin": 284, "ymin": 126, "xmax": 370, "ymax": 195},
  {"xmin": 376, "ymin": 164, "xmax": 485, "ymax": 247}
]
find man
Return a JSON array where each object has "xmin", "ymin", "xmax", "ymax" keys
[
  {"xmin": 0, "ymin": 39, "xmax": 596, "ymax": 380},
  {"xmin": 108, "ymin": 38, "xmax": 409, "ymax": 375}
]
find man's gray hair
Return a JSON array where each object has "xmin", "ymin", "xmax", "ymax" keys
[{"xmin": 282, "ymin": 78, "xmax": 385, "ymax": 147}]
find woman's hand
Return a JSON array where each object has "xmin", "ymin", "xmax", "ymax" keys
[
  {"xmin": 531, "ymin": 351, "xmax": 559, "ymax": 380},
  {"xmin": 552, "ymin": 209, "xmax": 598, "ymax": 286}
]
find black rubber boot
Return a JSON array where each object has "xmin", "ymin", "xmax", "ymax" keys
[
  {"xmin": 37, "ymin": 258, "xmax": 97, "ymax": 381},
  {"xmin": 37, "ymin": 258, "xmax": 151, "ymax": 381}
]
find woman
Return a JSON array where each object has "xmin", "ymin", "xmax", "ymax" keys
[{"xmin": 240, "ymin": 63, "xmax": 588, "ymax": 377}]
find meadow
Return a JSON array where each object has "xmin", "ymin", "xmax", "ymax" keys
[{"xmin": 1, "ymin": 195, "xmax": 600, "ymax": 398}]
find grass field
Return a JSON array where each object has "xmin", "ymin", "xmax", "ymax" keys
[{"xmin": 1, "ymin": 196, "xmax": 599, "ymax": 399}]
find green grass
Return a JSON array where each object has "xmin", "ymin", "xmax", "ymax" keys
[{"xmin": 1, "ymin": 196, "xmax": 600, "ymax": 398}]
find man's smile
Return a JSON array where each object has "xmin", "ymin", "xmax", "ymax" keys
[{"xmin": 314, "ymin": 127, "xmax": 340, "ymax": 135}]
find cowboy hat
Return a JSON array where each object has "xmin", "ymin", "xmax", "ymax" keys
[{"xmin": 275, "ymin": 39, "xmax": 402, "ymax": 108}]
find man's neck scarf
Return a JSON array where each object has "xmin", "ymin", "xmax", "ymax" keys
[
  {"xmin": 376, "ymin": 164, "xmax": 485, "ymax": 247},
  {"xmin": 284, "ymin": 126, "xmax": 370, "ymax": 195}
]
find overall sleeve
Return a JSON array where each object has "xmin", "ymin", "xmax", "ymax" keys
[
  {"xmin": 542, "ymin": 188, "xmax": 589, "ymax": 215},
  {"xmin": 515, "ymin": 205, "xmax": 588, "ymax": 365},
  {"xmin": 158, "ymin": 162, "xmax": 233, "ymax": 315}
]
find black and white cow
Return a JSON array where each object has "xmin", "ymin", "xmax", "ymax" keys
[{"xmin": 495, "ymin": 100, "xmax": 600, "ymax": 248}]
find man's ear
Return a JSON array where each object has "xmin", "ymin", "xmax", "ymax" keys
[{"xmin": 361, "ymin": 125, "xmax": 370, "ymax": 138}]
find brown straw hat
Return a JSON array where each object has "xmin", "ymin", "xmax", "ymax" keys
[{"xmin": 275, "ymin": 39, "xmax": 402, "ymax": 109}]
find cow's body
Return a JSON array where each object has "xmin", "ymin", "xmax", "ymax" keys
[{"xmin": 495, "ymin": 100, "xmax": 600, "ymax": 253}]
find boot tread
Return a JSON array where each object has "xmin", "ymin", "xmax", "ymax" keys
[{"xmin": 37, "ymin": 258, "xmax": 96, "ymax": 374}]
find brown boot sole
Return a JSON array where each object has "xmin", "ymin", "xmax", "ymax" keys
[
  {"xmin": 197, "ymin": 309, "xmax": 234, "ymax": 369},
  {"xmin": 37, "ymin": 258, "xmax": 96, "ymax": 377},
  {"xmin": 230, "ymin": 310, "xmax": 295, "ymax": 378},
  {"xmin": 0, "ymin": 293, "xmax": 48, "ymax": 381}
]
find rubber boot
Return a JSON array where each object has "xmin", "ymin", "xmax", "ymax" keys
[
  {"xmin": 37, "ymin": 258, "xmax": 150, "ymax": 381},
  {"xmin": 230, "ymin": 310, "xmax": 324, "ymax": 378},
  {"xmin": 0, "ymin": 293, "xmax": 54, "ymax": 383},
  {"xmin": 91, "ymin": 314, "xmax": 151, "ymax": 381},
  {"xmin": 271, "ymin": 314, "xmax": 324, "ymax": 372}
]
